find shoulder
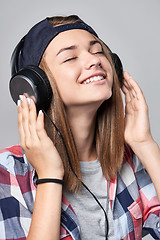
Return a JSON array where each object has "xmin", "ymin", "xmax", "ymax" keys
[
  {"xmin": 0, "ymin": 145, "xmax": 31, "ymax": 177},
  {"xmin": 0, "ymin": 145, "xmax": 36, "ymax": 203},
  {"xmin": 0, "ymin": 145, "xmax": 23, "ymax": 156}
]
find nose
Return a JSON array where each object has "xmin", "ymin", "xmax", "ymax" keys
[{"xmin": 84, "ymin": 52, "xmax": 102, "ymax": 69}]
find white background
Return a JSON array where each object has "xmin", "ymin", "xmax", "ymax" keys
[{"xmin": 0, "ymin": 1, "xmax": 160, "ymax": 239}]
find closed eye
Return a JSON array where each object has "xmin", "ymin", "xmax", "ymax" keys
[
  {"xmin": 63, "ymin": 57, "xmax": 77, "ymax": 63},
  {"xmin": 93, "ymin": 51, "xmax": 105, "ymax": 55}
]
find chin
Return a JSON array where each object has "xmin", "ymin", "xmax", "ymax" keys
[{"xmin": 95, "ymin": 89, "xmax": 112, "ymax": 102}]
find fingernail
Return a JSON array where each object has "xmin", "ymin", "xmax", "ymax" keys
[
  {"xmin": 39, "ymin": 110, "xmax": 43, "ymax": 115},
  {"xmin": 19, "ymin": 95, "xmax": 23, "ymax": 101},
  {"xmin": 17, "ymin": 100, "xmax": 21, "ymax": 106},
  {"xmin": 27, "ymin": 98, "xmax": 30, "ymax": 104}
]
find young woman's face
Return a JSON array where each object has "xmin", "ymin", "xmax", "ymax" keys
[{"xmin": 44, "ymin": 29, "xmax": 113, "ymax": 109}]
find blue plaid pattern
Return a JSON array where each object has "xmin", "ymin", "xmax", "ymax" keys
[{"xmin": 0, "ymin": 145, "xmax": 160, "ymax": 240}]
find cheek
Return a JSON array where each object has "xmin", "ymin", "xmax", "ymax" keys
[
  {"xmin": 53, "ymin": 65, "xmax": 78, "ymax": 85},
  {"xmin": 51, "ymin": 67, "xmax": 79, "ymax": 102},
  {"xmin": 44, "ymin": 60, "xmax": 78, "ymax": 103},
  {"xmin": 106, "ymin": 64, "xmax": 113, "ymax": 88},
  {"xmin": 102, "ymin": 58, "xmax": 113, "ymax": 77}
]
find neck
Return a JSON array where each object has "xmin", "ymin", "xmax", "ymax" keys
[{"xmin": 66, "ymin": 105, "xmax": 98, "ymax": 162}]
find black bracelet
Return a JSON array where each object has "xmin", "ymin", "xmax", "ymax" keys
[{"xmin": 36, "ymin": 178, "xmax": 64, "ymax": 185}]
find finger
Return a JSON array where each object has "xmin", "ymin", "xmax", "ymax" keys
[
  {"xmin": 126, "ymin": 78, "xmax": 137, "ymax": 99},
  {"xmin": 121, "ymin": 82, "xmax": 131, "ymax": 103},
  {"xmin": 27, "ymin": 98, "xmax": 39, "ymax": 140},
  {"xmin": 20, "ymin": 95, "xmax": 31, "ymax": 143},
  {"xmin": 122, "ymin": 73, "xmax": 133, "ymax": 99},
  {"xmin": 123, "ymin": 72, "xmax": 148, "ymax": 113},
  {"xmin": 36, "ymin": 110, "xmax": 47, "ymax": 140},
  {"xmin": 128, "ymin": 77, "xmax": 146, "ymax": 103},
  {"xmin": 123, "ymin": 72, "xmax": 137, "ymax": 99},
  {"xmin": 17, "ymin": 100, "xmax": 25, "ymax": 146},
  {"xmin": 121, "ymin": 81, "xmax": 129, "ymax": 94},
  {"xmin": 123, "ymin": 71, "xmax": 131, "ymax": 88}
]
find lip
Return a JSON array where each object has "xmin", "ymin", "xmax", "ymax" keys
[
  {"xmin": 87, "ymin": 78, "xmax": 106, "ymax": 85},
  {"xmin": 80, "ymin": 72, "xmax": 106, "ymax": 84}
]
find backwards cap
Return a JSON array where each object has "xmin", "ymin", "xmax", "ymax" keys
[{"xmin": 18, "ymin": 15, "xmax": 98, "ymax": 71}]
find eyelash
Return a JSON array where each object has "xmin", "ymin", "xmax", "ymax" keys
[
  {"xmin": 64, "ymin": 57, "xmax": 77, "ymax": 63},
  {"xmin": 94, "ymin": 51, "xmax": 104, "ymax": 55},
  {"xmin": 63, "ymin": 51, "xmax": 104, "ymax": 63}
]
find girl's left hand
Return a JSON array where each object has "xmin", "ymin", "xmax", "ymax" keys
[
  {"xmin": 122, "ymin": 72, "xmax": 160, "ymax": 202},
  {"xmin": 121, "ymin": 71, "xmax": 153, "ymax": 150}
]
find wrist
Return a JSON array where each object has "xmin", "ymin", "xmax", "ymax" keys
[
  {"xmin": 131, "ymin": 138, "xmax": 159, "ymax": 166},
  {"xmin": 37, "ymin": 170, "xmax": 64, "ymax": 180},
  {"xmin": 36, "ymin": 178, "xmax": 64, "ymax": 185},
  {"xmin": 129, "ymin": 135, "xmax": 154, "ymax": 154}
]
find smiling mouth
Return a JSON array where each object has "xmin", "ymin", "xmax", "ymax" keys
[{"xmin": 82, "ymin": 75, "xmax": 105, "ymax": 84}]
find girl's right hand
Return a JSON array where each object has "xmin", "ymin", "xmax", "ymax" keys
[{"xmin": 17, "ymin": 95, "xmax": 64, "ymax": 180}]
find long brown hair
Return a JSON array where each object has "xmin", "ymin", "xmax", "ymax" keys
[{"xmin": 39, "ymin": 15, "xmax": 124, "ymax": 192}]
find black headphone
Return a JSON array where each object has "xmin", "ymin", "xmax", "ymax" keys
[
  {"xmin": 9, "ymin": 37, "xmax": 53, "ymax": 111},
  {"xmin": 9, "ymin": 37, "xmax": 123, "ymax": 111}
]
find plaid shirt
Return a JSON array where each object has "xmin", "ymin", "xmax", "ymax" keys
[{"xmin": 0, "ymin": 145, "xmax": 160, "ymax": 240}]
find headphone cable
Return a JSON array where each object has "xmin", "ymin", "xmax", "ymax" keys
[{"xmin": 43, "ymin": 109, "xmax": 109, "ymax": 239}]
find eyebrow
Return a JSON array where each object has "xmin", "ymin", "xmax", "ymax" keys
[
  {"xmin": 56, "ymin": 45, "xmax": 77, "ymax": 56},
  {"xmin": 56, "ymin": 40, "xmax": 102, "ymax": 56},
  {"xmin": 90, "ymin": 40, "xmax": 102, "ymax": 47}
]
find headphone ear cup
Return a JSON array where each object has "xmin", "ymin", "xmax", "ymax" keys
[
  {"xmin": 9, "ymin": 65, "xmax": 53, "ymax": 111},
  {"xmin": 111, "ymin": 53, "xmax": 123, "ymax": 86}
]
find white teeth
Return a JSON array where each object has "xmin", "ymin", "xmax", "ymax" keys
[{"xmin": 83, "ymin": 75, "xmax": 104, "ymax": 84}]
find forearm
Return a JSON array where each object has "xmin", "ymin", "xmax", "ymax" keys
[
  {"xmin": 17, "ymin": 96, "xmax": 64, "ymax": 239},
  {"xmin": 27, "ymin": 183, "xmax": 62, "ymax": 240},
  {"xmin": 132, "ymin": 139, "xmax": 160, "ymax": 201}
]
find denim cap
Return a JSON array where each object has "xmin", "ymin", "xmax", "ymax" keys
[{"xmin": 18, "ymin": 16, "xmax": 98, "ymax": 71}]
